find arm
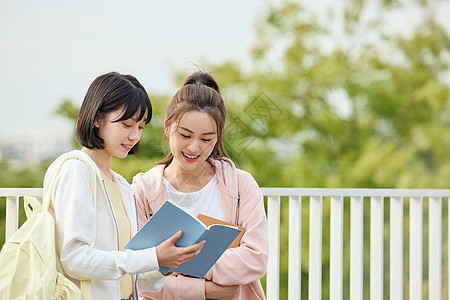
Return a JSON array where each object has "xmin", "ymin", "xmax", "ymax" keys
[
  {"xmin": 52, "ymin": 160, "xmax": 161, "ymax": 280},
  {"xmin": 53, "ymin": 162, "xmax": 203, "ymax": 292},
  {"xmin": 204, "ymin": 171, "xmax": 269, "ymax": 286}
]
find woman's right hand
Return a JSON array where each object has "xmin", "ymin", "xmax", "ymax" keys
[{"xmin": 155, "ymin": 230, "xmax": 205, "ymax": 269}]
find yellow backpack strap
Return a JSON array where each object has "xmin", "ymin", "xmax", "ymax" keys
[
  {"xmin": 70, "ymin": 157, "xmax": 95, "ymax": 300},
  {"xmin": 24, "ymin": 196, "xmax": 44, "ymax": 219},
  {"xmin": 42, "ymin": 156, "xmax": 96, "ymax": 211},
  {"xmin": 81, "ymin": 280, "xmax": 92, "ymax": 299},
  {"xmin": 48, "ymin": 155, "xmax": 96, "ymax": 300}
]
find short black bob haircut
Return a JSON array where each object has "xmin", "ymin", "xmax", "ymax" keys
[{"xmin": 76, "ymin": 72, "xmax": 152, "ymax": 155}]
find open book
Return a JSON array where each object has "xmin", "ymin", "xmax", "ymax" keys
[
  {"xmin": 125, "ymin": 200, "xmax": 242, "ymax": 278},
  {"xmin": 197, "ymin": 214, "xmax": 245, "ymax": 249}
]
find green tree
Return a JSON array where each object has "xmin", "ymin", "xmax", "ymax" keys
[
  {"xmin": 214, "ymin": 0, "xmax": 450, "ymax": 190},
  {"xmin": 199, "ymin": 0, "xmax": 450, "ymax": 298}
]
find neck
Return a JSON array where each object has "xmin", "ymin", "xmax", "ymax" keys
[
  {"xmin": 164, "ymin": 160, "xmax": 215, "ymax": 192},
  {"xmin": 81, "ymin": 147, "xmax": 112, "ymax": 179}
]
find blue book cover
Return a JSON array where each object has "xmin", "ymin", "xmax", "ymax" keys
[{"xmin": 125, "ymin": 200, "xmax": 241, "ymax": 278}]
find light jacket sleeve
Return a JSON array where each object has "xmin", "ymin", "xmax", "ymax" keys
[
  {"xmin": 140, "ymin": 275, "xmax": 206, "ymax": 299},
  {"xmin": 203, "ymin": 170, "xmax": 269, "ymax": 285},
  {"xmin": 51, "ymin": 160, "xmax": 163, "ymax": 287}
]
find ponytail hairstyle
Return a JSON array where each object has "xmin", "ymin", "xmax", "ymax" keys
[{"xmin": 159, "ymin": 71, "xmax": 229, "ymax": 165}]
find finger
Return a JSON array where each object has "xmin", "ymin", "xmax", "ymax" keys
[
  {"xmin": 184, "ymin": 240, "xmax": 205, "ymax": 254},
  {"xmin": 180, "ymin": 244, "xmax": 204, "ymax": 262},
  {"xmin": 193, "ymin": 242, "xmax": 205, "ymax": 255},
  {"xmin": 193, "ymin": 240, "xmax": 205, "ymax": 250},
  {"xmin": 164, "ymin": 230, "xmax": 182, "ymax": 244},
  {"xmin": 185, "ymin": 241, "xmax": 205, "ymax": 256}
]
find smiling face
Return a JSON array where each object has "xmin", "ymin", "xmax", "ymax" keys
[
  {"xmin": 165, "ymin": 110, "xmax": 218, "ymax": 174},
  {"xmin": 96, "ymin": 107, "xmax": 146, "ymax": 159}
]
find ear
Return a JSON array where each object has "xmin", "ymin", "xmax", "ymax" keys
[
  {"xmin": 163, "ymin": 116, "xmax": 171, "ymax": 138},
  {"xmin": 94, "ymin": 112, "xmax": 102, "ymax": 128}
]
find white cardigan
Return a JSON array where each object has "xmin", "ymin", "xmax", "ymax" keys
[{"xmin": 44, "ymin": 150, "xmax": 165, "ymax": 300}]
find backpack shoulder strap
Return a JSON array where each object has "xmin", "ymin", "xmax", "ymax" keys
[
  {"xmin": 44, "ymin": 156, "xmax": 95, "ymax": 211},
  {"xmin": 51, "ymin": 155, "xmax": 95, "ymax": 300},
  {"xmin": 25, "ymin": 156, "xmax": 95, "ymax": 218}
]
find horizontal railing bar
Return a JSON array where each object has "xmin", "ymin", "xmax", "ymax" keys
[
  {"xmin": 260, "ymin": 187, "xmax": 450, "ymax": 197},
  {"xmin": 2, "ymin": 187, "xmax": 450, "ymax": 198},
  {"xmin": 0, "ymin": 188, "xmax": 43, "ymax": 197}
]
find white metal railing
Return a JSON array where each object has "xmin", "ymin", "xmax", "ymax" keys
[
  {"xmin": 0, "ymin": 188, "xmax": 42, "ymax": 243},
  {"xmin": 2, "ymin": 187, "xmax": 449, "ymax": 300},
  {"xmin": 260, "ymin": 188, "xmax": 449, "ymax": 300}
]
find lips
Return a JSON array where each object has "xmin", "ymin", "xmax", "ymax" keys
[
  {"xmin": 122, "ymin": 144, "xmax": 133, "ymax": 152},
  {"xmin": 182, "ymin": 152, "xmax": 200, "ymax": 161}
]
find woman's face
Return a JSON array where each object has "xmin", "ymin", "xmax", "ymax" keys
[
  {"xmin": 96, "ymin": 108, "xmax": 146, "ymax": 159},
  {"xmin": 165, "ymin": 110, "xmax": 218, "ymax": 173}
]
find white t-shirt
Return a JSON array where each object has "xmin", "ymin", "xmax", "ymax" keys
[{"xmin": 163, "ymin": 175, "xmax": 224, "ymax": 220}]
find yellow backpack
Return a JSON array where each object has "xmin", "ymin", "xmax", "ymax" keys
[{"xmin": 0, "ymin": 156, "xmax": 94, "ymax": 300}]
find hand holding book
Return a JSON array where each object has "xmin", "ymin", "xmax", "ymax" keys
[
  {"xmin": 154, "ymin": 230, "xmax": 205, "ymax": 270},
  {"xmin": 125, "ymin": 201, "xmax": 243, "ymax": 278}
]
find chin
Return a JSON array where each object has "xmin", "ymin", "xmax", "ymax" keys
[
  {"xmin": 177, "ymin": 161, "xmax": 198, "ymax": 171},
  {"xmin": 116, "ymin": 153, "xmax": 129, "ymax": 159}
]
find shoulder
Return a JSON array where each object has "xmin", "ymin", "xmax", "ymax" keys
[
  {"xmin": 131, "ymin": 164, "xmax": 166, "ymax": 199},
  {"xmin": 46, "ymin": 151, "xmax": 92, "ymax": 178},
  {"xmin": 214, "ymin": 157, "xmax": 257, "ymax": 184},
  {"xmin": 57, "ymin": 158, "xmax": 96, "ymax": 185},
  {"xmin": 44, "ymin": 151, "xmax": 98, "ymax": 199},
  {"xmin": 45, "ymin": 150, "xmax": 101, "ymax": 186},
  {"xmin": 213, "ymin": 157, "xmax": 260, "ymax": 194},
  {"xmin": 236, "ymin": 168, "xmax": 257, "ymax": 184},
  {"xmin": 132, "ymin": 164, "xmax": 165, "ymax": 185},
  {"xmin": 236, "ymin": 168, "xmax": 261, "ymax": 195}
]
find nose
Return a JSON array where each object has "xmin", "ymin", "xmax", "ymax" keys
[
  {"xmin": 187, "ymin": 139, "xmax": 200, "ymax": 153},
  {"xmin": 129, "ymin": 126, "xmax": 141, "ymax": 142}
]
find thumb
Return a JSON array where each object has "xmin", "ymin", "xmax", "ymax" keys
[{"xmin": 166, "ymin": 230, "xmax": 182, "ymax": 244}]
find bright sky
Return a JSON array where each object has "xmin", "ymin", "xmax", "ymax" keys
[
  {"xmin": 1, "ymin": 0, "xmax": 449, "ymax": 142},
  {"xmin": 0, "ymin": 0, "xmax": 274, "ymax": 139}
]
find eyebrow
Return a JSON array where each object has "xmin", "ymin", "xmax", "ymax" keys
[{"xmin": 179, "ymin": 126, "xmax": 216, "ymax": 135}]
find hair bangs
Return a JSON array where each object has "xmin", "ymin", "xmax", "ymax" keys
[{"xmin": 113, "ymin": 90, "xmax": 152, "ymax": 124}]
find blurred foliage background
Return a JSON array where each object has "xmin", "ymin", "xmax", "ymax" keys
[{"xmin": 2, "ymin": 0, "xmax": 450, "ymax": 298}]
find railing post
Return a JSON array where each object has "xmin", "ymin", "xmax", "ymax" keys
[
  {"xmin": 350, "ymin": 196, "xmax": 363, "ymax": 300},
  {"xmin": 5, "ymin": 196, "xmax": 19, "ymax": 242},
  {"xmin": 410, "ymin": 196, "xmax": 423, "ymax": 300},
  {"xmin": 330, "ymin": 196, "xmax": 343, "ymax": 300},
  {"xmin": 309, "ymin": 196, "xmax": 322, "ymax": 300},
  {"xmin": 267, "ymin": 195, "xmax": 280, "ymax": 300},
  {"xmin": 389, "ymin": 196, "xmax": 403, "ymax": 300},
  {"xmin": 370, "ymin": 196, "xmax": 383, "ymax": 300},
  {"xmin": 428, "ymin": 196, "xmax": 442, "ymax": 300},
  {"xmin": 289, "ymin": 196, "xmax": 301, "ymax": 300}
]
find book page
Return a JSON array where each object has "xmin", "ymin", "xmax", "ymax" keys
[
  {"xmin": 172, "ymin": 225, "xmax": 241, "ymax": 277},
  {"xmin": 125, "ymin": 200, "xmax": 206, "ymax": 250},
  {"xmin": 197, "ymin": 214, "xmax": 245, "ymax": 248}
]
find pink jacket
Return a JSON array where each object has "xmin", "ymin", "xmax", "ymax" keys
[{"xmin": 131, "ymin": 158, "xmax": 268, "ymax": 300}]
